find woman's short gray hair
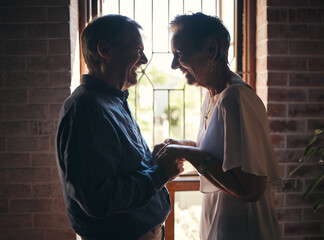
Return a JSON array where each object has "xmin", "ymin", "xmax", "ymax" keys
[{"xmin": 170, "ymin": 12, "xmax": 230, "ymax": 64}]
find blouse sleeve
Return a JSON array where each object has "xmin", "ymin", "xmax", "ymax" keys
[{"xmin": 220, "ymin": 86, "xmax": 282, "ymax": 185}]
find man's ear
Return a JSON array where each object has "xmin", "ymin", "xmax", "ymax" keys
[
  {"xmin": 206, "ymin": 38, "xmax": 219, "ymax": 61},
  {"xmin": 97, "ymin": 40, "xmax": 111, "ymax": 60}
]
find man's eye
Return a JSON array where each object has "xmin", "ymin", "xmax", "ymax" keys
[{"xmin": 176, "ymin": 50, "xmax": 182, "ymax": 56}]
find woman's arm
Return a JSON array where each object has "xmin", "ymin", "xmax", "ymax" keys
[{"xmin": 164, "ymin": 145, "xmax": 266, "ymax": 202}]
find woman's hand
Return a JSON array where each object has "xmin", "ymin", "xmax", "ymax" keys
[{"xmin": 164, "ymin": 138, "xmax": 196, "ymax": 147}]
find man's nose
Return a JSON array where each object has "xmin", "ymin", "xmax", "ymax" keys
[
  {"xmin": 171, "ymin": 56, "xmax": 180, "ymax": 69},
  {"xmin": 140, "ymin": 51, "xmax": 148, "ymax": 65}
]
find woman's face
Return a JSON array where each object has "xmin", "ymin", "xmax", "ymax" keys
[{"xmin": 171, "ymin": 34, "xmax": 209, "ymax": 87}]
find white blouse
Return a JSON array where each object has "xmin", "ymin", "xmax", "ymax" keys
[{"xmin": 197, "ymin": 73, "xmax": 282, "ymax": 240}]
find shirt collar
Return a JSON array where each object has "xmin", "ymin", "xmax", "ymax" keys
[{"xmin": 82, "ymin": 74, "xmax": 129, "ymax": 101}]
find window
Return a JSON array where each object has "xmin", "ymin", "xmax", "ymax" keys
[{"xmin": 78, "ymin": 0, "xmax": 255, "ymax": 239}]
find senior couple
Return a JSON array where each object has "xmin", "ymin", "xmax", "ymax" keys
[{"xmin": 56, "ymin": 13, "xmax": 282, "ymax": 240}]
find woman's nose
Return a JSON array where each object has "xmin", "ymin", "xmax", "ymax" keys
[{"xmin": 171, "ymin": 56, "xmax": 180, "ymax": 69}]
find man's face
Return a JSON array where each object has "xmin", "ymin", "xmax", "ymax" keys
[{"xmin": 114, "ymin": 26, "xmax": 148, "ymax": 90}]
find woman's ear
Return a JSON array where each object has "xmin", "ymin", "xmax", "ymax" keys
[
  {"xmin": 206, "ymin": 38, "xmax": 219, "ymax": 61},
  {"xmin": 97, "ymin": 40, "xmax": 111, "ymax": 60}
]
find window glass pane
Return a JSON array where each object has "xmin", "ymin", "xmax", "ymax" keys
[{"xmin": 175, "ymin": 191, "xmax": 202, "ymax": 239}]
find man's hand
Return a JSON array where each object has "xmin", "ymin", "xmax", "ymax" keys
[
  {"xmin": 154, "ymin": 151, "xmax": 184, "ymax": 182},
  {"xmin": 152, "ymin": 143, "xmax": 167, "ymax": 159}
]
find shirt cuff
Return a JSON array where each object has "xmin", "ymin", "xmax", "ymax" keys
[{"xmin": 148, "ymin": 165, "xmax": 169, "ymax": 191}]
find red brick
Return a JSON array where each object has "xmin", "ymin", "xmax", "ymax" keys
[
  {"xmin": 274, "ymin": 193, "xmax": 284, "ymax": 208},
  {"xmin": 271, "ymin": 134, "xmax": 285, "ymax": 148},
  {"xmin": 284, "ymin": 222, "xmax": 322, "ymax": 236},
  {"xmin": 0, "ymin": 121, "xmax": 28, "ymax": 136},
  {"xmin": 31, "ymin": 153, "xmax": 56, "ymax": 167},
  {"xmin": 0, "ymin": 153, "xmax": 31, "ymax": 168},
  {"xmin": 0, "ymin": 24, "xmax": 25, "ymax": 40},
  {"xmin": 53, "ymin": 198, "xmax": 66, "ymax": 212},
  {"xmin": 32, "ymin": 183, "xmax": 63, "ymax": 198},
  {"xmin": 268, "ymin": 88, "xmax": 307, "ymax": 102},
  {"xmin": 280, "ymin": 179, "xmax": 303, "ymax": 193},
  {"xmin": 268, "ymin": 56, "xmax": 307, "ymax": 71},
  {"xmin": 0, "ymin": 7, "xmax": 47, "ymax": 23},
  {"xmin": 48, "ymin": 39, "xmax": 70, "ymax": 54},
  {"xmin": 290, "ymin": 41, "xmax": 324, "ymax": 55},
  {"xmin": 0, "ymin": 89, "xmax": 26, "ymax": 103},
  {"xmin": 269, "ymin": 120, "xmax": 305, "ymax": 133},
  {"xmin": 4, "ymin": 104, "xmax": 48, "ymax": 120},
  {"xmin": 309, "ymin": 25, "xmax": 324, "ymax": 39},
  {"xmin": 289, "ymin": 73, "xmax": 324, "ymax": 87},
  {"xmin": 48, "ymin": 72, "xmax": 71, "ymax": 87},
  {"xmin": 268, "ymin": 72, "xmax": 288, "ymax": 86},
  {"xmin": 48, "ymin": 104, "xmax": 63, "ymax": 118},
  {"xmin": 309, "ymin": 89, "xmax": 324, "ymax": 102},
  {"xmin": 28, "ymin": 88, "xmax": 70, "ymax": 104},
  {"xmin": 308, "ymin": 57, "xmax": 324, "ymax": 71},
  {"xmin": 8, "ymin": 168, "xmax": 52, "ymax": 182},
  {"xmin": 26, "ymin": 56, "xmax": 70, "ymax": 72},
  {"xmin": 4, "ymin": 40, "xmax": 47, "ymax": 55},
  {"xmin": 268, "ymin": 40, "xmax": 288, "ymax": 54},
  {"xmin": 0, "ymin": 214, "xmax": 32, "ymax": 228},
  {"xmin": 26, "ymin": 23, "xmax": 69, "ymax": 39},
  {"xmin": 268, "ymin": 8, "xmax": 288, "ymax": 22},
  {"xmin": 289, "ymin": 9, "xmax": 324, "ymax": 23},
  {"xmin": 0, "ymin": 56, "xmax": 25, "ymax": 71},
  {"xmin": 275, "ymin": 149, "xmax": 304, "ymax": 163},
  {"xmin": 286, "ymin": 134, "xmax": 312, "ymax": 148},
  {"xmin": 48, "ymin": 7, "xmax": 69, "ymax": 22},
  {"xmin": 0, "ymin": 137, "xmax": 5, "ymax": 152},
  {"xmin": 0, "ymin": 1, "xmax": 27, "ymax": 7},
  {"xmin": 45, "ymin": 229, "xmax": 75, "ymax": 240},
  {"xmin": 0, "ymin": 169, "xmax": 7, "ymax": 182},
  {"xmin": 303, "ymin": 207, "xmax": 324, "ymax": 221},
  {"xmin": 268, "ymin": 103, "xmax": 287, "ymax": 117},
  {"xmin": 287, "ymin": 164, "xmax": 324, "ymax": 178},
  {"xmin": 2, "ymin": 229, "xmax": 44, "ymax": 240},
  {"xmin": 25, "ymin": 0, "xmax": 69, "ymax": 6},
  {"xmin": 3, "ymin": 72, "xmax": 49, "ymax": 88},
  {"xmin": 268, "ymin": 24, "xmax": 307, "ymax": 39},
  {"xmin": 0, "ymin": 199, "xmax": 9, "ymax": 213},
  {"xmin": 268, "ymin": 0, "xmax": 308, "ymax": 7},
  {"xmin": 7, "ymin": 136, "xmax": 51, "ymax": 152},
  {"xmin": 33, "ymin": 213, "xmax": 69, "ymax": 228},
  {"xmin": 30, "ymin": 120, "xmax": 57, "ymax": 135},
  {"xmin": 276, "ymin": 208, "xmax": 302, "ymax": 221},
  {"xmin": 307, "ymin": 120, "xmax": 324, "ymax": 131},
  {"xmin": 288, "ymin": 104, "xmax": 324, "ymax": 117},
  {"xmin": 10, "ymin": 199, "xmax": 54, "ymax": 213}
]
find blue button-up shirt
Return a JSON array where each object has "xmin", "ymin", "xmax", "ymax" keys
[{"xmin": 56, "ymin": 74, "xmax": 170, "ymax": 239}]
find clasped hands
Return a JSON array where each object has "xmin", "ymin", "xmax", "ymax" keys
[{"xmin": 152, "ymin": 138, "xmax": 204, "ymax": 181}]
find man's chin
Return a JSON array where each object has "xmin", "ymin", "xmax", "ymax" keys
[{"xmin": 185, "ymin": 74, "xmax": 197, "ymax": 85}]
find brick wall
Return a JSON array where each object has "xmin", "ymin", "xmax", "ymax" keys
[
  {"xmin": 1, "ymin": 0, "xmax": 324, "ymax": 240},
  {"xmin": 0, "ymin": 0, "xmax": 77, "ymax": 239},
  {"xmin": 256, "ymin": 0, "xmax": 324, "ymax": 239}
]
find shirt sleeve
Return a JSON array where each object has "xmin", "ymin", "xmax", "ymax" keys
[
  {"xmin": 220, "ymin": 86, "xmax": 282, "ymax": 185},
  {"xmin": 56, "ymin": 101, "xmax": 169, "ymax": 219}
]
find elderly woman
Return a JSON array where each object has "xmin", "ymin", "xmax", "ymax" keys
[{"xmin": 160, "ymin": 13, "xmax": 282, "ymax": 239}]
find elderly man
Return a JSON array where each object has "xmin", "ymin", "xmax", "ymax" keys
[{"xmin": 56, "ymin": 14, "xmax": 183, "ymax": 240}]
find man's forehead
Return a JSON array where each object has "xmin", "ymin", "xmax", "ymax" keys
[{"xmin": 121, "ymin": 26, "xmax": 142, "ymax": 45}]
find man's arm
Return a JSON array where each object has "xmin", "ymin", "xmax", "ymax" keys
[{"xmin": 57, "ymin": 103, "xmax": 179, "ymax": 219}]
